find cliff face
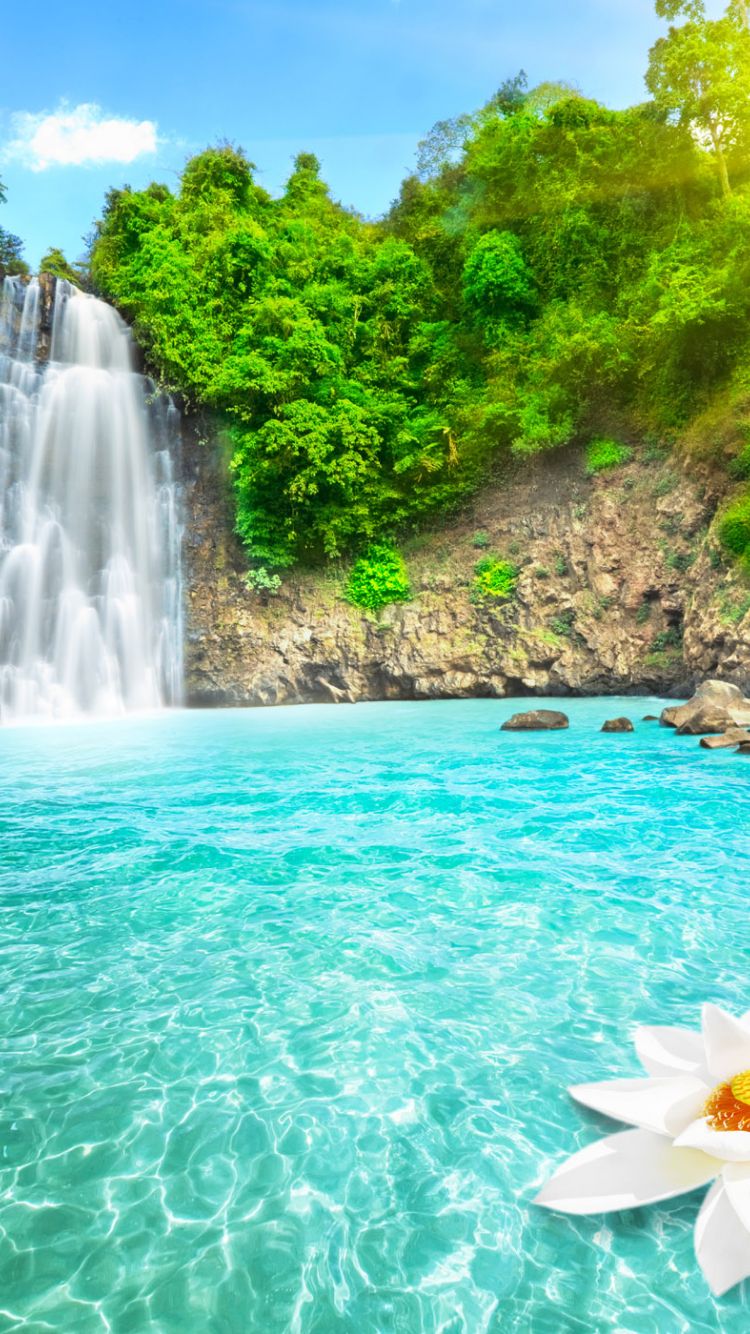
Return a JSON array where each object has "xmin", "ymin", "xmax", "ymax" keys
[{"xmin": 180, "ymin": 419, "xmax": 750, "ymax": 706}]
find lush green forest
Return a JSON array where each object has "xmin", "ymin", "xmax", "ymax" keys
[{"xmin": 4, "ymin": 0, "xmax": 750, "ymax": 575}]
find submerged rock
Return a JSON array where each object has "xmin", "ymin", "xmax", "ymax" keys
[
  {"xmin": 700, "ymin": 729, "xmax": 750, "ymax": 750},
  {"xmin": 602, "ymin": 717, "xmax": 634, "ymax": 733},
  {"xmin": 642, "ymin": 715, "xmax": 659, "ymax": 722},
  {"xmin": 737, "ymin": 742, "xmax": 750, "ymax": 755},
  {"xmin": 501, "ymin": 709, "xmax": 569, "ymax": 731}
]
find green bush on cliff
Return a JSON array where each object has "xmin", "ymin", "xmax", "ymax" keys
[
  {"xmin": 729, "ymin": 443, "xmax": 750, "ymax": 481},
  {"xmin": 586, "ymin": 439, "xmax": 633, "ymax": 476},
  {"xmin": 718, "ymin": 493, "xmax": 750, "ymax": 558},
  {"xmin": 471, "ymin": 557, "xmax": 518, "ymax": 604},
  {"xmin": 243, "ymin": 566, "xmax": 282, "ymax": 597},
  {"xmin": 345, "ymin": 544, "xmax": 411, "ymax": 612}
]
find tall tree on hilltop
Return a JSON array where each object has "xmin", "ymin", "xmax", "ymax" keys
[
  {"xmin": 656, "ymin": 0, "xmax": 749, "ymax": 29},
  {"xmin": 647, "ymin": 2, "xmax": 750, "ymax": 197}
]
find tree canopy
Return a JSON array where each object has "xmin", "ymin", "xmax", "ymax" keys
[
  {"xmin": 0, "ymin": 175, "xmax": 29, "ymax": 281},
  {"xmin": 647, "ymin": 4, "xmax": 750, "ymax": 196},
  {"xmin": 88, "ymin": 0, "xmax": 750, "ymax": 570}
]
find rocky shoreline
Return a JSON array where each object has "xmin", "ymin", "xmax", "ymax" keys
[
  {"xmin": 180, "ymin": 414, "xmax": 750, "ymax": 709},
  {"xmin": 496, "ymin": 682, "xmax": 750, "ymax": 754}
]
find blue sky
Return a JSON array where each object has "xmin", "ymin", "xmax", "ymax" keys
[{"xmin": 0, "ymin": 0, "xmax": 727, "ymax": 267}]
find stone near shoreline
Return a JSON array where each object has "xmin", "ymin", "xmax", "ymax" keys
[
  {"xmin": 501, "ymin": 709, "xmax": 569, "ymax": 731},
  {"xmin": 601, "ymin": 717, "xmax": 635, "ymax": 733},
  {"xmin": 700, "ymin": 729, "xmax": 750, "ymax": 750},
  {"xmin": 676, "ymin": 707, "xmax": 735, "ymax": 736},
  {"xmin": 661, "ymin": 680, "xmax": 750, "ymax": 732}
]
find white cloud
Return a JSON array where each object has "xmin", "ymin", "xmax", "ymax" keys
[{"xmin": 4, "ymin": 102, "xmax": 158, "ymax": 172}]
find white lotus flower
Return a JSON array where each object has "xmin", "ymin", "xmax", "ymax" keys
[{"xmin": 536, "ymin": 1004, "xmax": 750, "ymax": 1296}]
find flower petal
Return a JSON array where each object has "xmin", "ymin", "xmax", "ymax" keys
[
  {"xmin": 695, "ymin": 1178, "xmax": 750, "ymax": 1297},
  {"xmin": 535, "ymin": 1128, "xmax": 719, "ymax": 1215},
  {"xmin": 702, "ymin": 1004, "xmax": 750, "ymax": 1083},
  {"xmin": 634, "ymin": 1025, "xmax": 707, "ymax": 1078},
  {"xmin": 721, "ymin": 1162, "xmax": 750, "ymax": 1233},
  {"xmin": 675, "ymin": 1117, "xmax": 750, "ymax": 1163},
  {"xmin": 570, "ymin": 1076, "xmax": 709, "ymax": 1137}
]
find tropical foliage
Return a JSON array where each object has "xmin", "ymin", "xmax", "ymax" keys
[
  {"xmin": 345, "ymin": 544, "xmax": 411, "ymax": 612},
  {"xmin": 83, "ymin": 0, "xmax": 750, "ymax": 572},
  {"xmin": 471, "ymin": 558, "xmax": 519, "ymax": 604},
  {"xmin": 0, "ymin": 176, "xmax": 29, "ymax": 279}
]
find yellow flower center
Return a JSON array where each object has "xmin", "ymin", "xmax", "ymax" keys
[
  {"xmin": 731, "ymin": 1071, "xmax": 750, "ymax": 1106},
  {"xmin": 705, "ymin": 1069, "xmax": 750, "ymax": 1131}
]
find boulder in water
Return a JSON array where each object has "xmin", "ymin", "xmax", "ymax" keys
[
  {"xmin": 676, "ymin": 707, "xmax": 735, "ymax": 736},
  {"xmin": 601, "ymin": 717, "xmax": 634, "ymax": 733},
  {"xmin": 700, "ymin": 729, "xmax": 750, "ymax": 750},
  {"xmin": 642, "ymin": 715, "xmax": 659, "ymax": 722},
  {"xmin": 501, "ymin": 709, "xmax": 569, "ymax": 731},
  {"xmin": 661, "ymin": 680, "xmax": 750, "ymax": 731},
  {"xmin": 694, "ymin": 680, "xmax": 746, "ymax": 705}
]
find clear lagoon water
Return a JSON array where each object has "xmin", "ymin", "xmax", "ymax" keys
[{"xmin": 2, "ymin": 697, "xmax": 750, "ymax": 1333}]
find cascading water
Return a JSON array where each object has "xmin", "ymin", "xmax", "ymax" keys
[{"xmin": 0, "ymin": 276, "xmax": 182, "ymax": 722}]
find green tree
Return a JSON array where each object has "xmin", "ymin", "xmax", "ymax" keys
[
  {"xmin": 0, "ymin": 230, "xmax": 28, "ymax": 279},
  {"xmin": 462, "ymin": 231, "xmax": 536, "ymax": 326},
  {"xmin": 39, "ymin": 248, "xmax": 79, "ymax": 284},
  {"xmin": 0, "ymin": 174, "xmax": 29, "ymax": 280},
  {"xmin": 647, "ymin": 4, "xmax": 750, "ymax": 197}
]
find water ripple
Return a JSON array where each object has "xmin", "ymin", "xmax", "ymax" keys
[{"xmin": 0, "ymin": 699, "xmax": 748, "ymax": 1331}]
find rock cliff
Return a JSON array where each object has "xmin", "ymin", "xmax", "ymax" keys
[{"xmin": 180, "ymin": 417, "xmax": 750, "ymax": 706}]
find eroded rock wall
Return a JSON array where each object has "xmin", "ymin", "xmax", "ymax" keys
[{"xmin": 180, "ymin": 418, "xmax": 750, "ymax": 706}]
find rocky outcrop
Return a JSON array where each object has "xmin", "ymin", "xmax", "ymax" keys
[
  {"xmin": 36, "ymin": 272, "xmax": 56, "ymax": 361},
  {"xmin": 601, "ymin": 717, "xmax": 634, "ymax": 733},
  {"xmin": 501, "ymin": 709, "xmax": 569, "ymax": 731},
  {"xmin": 676, "ymin": 710, "xmax": 734, "ymax": 735},
  {"xmin": 661, "ymin": 681, "xmax": 750, "ymax": 731},
  {"xmin": 180, "ymin": 418, "xmax": 750, "ymax": 708},
  {"xmin": 700, "ymin": 729, "xmax": 750, "ymax": 750}
]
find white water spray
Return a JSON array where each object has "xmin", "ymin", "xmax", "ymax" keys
[{"xmin": 0, "ymin": 276, "xmax": 182, "ymax": 721}]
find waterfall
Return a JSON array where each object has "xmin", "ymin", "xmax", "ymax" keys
[{"xmin": 0, "ymin": 276, "xmax": 182, "ymax": 722}]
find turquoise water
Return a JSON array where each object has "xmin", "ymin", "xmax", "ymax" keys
[{"xmin": 1, "ymin": 698, "xmax": 750, "ymax": 1333}]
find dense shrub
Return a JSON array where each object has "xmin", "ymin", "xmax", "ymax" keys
[
  {"xmin": 718, "ymin": 493, "xmax": 750, "ymax": 557},
  {"xmin": 243, "ymin": 566, "xmax": 282, "ymax": 596},
  {"xmin": 472, "ymin": 557, "xmax": 518, "ymax": 603},
  {"xmin": 462, "ymin": 231, "xmax": 536, "ymax": 325},
  {"xmin": 586, "ymin": 439, "xmax": 633, "ymax": 475},
  {"xmin": 345, "ymin": 544, "xmax": 411, "ymax": 611},
  {"xmin": 729, "ymin": 443, "xmax": 750, "ymax": 480},
  {"xmin": 550, "ymin": 610, "xmax": 576, "ymax": 637}
]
